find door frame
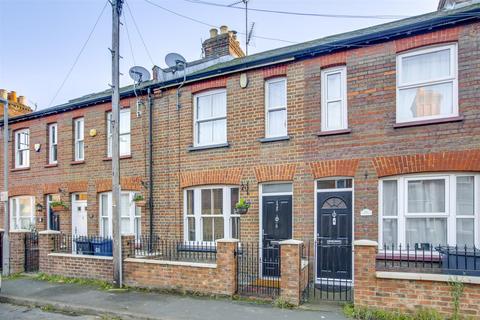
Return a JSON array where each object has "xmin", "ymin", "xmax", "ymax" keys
[
  {"xmin": 314, "ymin": 177, "xmax": 355, "ymax": 284},
  {"xmin": 258, "ymin": 182, "xmax": 294, "ymax": 277},
  {"xmin": 71, "ymin": 193, "xmax": 88, "ymax": 236}
]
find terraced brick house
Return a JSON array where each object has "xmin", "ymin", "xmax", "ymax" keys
[{"xmin": 1, "ymin": 1, "xmax": 480, "ymax": 316}]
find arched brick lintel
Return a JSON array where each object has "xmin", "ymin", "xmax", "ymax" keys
[
  {"xmin": 373, "ymin": 150, "xmax": 480, "ymax": 178},
  {"xmin": 180, "ymin": 168, "xmax": 243, "ymax": 188},
  {"xmin": 254, "ymin": 164, "xmax": 296, "ymax": 183},
  {"xmin": 309, "ymin": 159, "xmax": 360, "ymax": 179},
  {"xmin": 96, "ymin": 176, "xmax": 143, "ymax": 193}
]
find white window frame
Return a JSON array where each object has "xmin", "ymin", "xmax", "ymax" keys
[
  {"xmin": 321, "ymin": 66, "xmax": 348, "ymax": 131},
  {"xmin": 396, "ymin": 44, "xmax": 458, "ymax": 123},
  {"xmin": 265, "ymin": 77, "xmax": 287, "ymax": 138},
  {"xmin": 183, "ymin": 186, "xmax": 239, "ymax": 243},
  {"xmin": 14, "ymin": 129, "xmax": 30, "ymax": 168},
  {"xmin": 99, "ymin": 191, "xmax": 140, "ymax": 239},
  {"xmin": 74, "ymin": 118, "xmax": 84, "ymax": 161},
  {"xmin": 10, "ymin": 196, "xmax": 35, "ymax": 230},
  {"xmin": 193, "ymin": 89, "xmax": 227, "ymax": 147},
  {"xmin": 48, "ymin": 124, "xmax": 58, "ymax": 164},
  {"xmin": 107, "ymin": 108, "xmax": 131, "ymax": 157},
  {"xmin": 379, "ymin": 173, "xmax": 479, "ymax": 248}
]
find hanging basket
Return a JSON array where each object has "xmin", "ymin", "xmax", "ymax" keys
[
  {"xmin": 135, "ymin": 200, "xmax": 147, "ymax": 208},
  {"xmin": 234, "ymin": 207, "xmax": 249, "ymax": 215}
]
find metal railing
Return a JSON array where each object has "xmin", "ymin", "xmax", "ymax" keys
[
  {"xmin": 129, "ymin": 236, "xmax": 217, "ymax": 263},
  {"xmin": 53, "ymin": 234, "xmax": 113, "ymax": 257},
  {"xmin": 378, "ymin": 244, "xmax": 480, "ymax": 276},
  {"xmin": 24, "ymin": 231, "xmax": 39, "ymax": 272},
  {"xmin": 236, "ymin": 242, "xmax": 281, "ymax": 299}
]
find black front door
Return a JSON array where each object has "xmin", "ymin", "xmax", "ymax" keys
[
  {"xmin": 317, "ymin": 191, "xmax": 352, "ymax": 280},
  {"xmin": 262, "ymin": 195, "xmax": 292, "ymax": 277}
]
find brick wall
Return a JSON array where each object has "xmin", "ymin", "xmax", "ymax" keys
[
  {"xmin": 354, "ymin": 241, "xmax": 480, "ymax": 318},
  {"xmin": 9, "ymin": 231, "xmax": 27, "ymax": 274}
]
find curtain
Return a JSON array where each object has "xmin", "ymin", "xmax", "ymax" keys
[
  {"xmin": 408, "ymin": 179, "xmax": 445, "ymax": 213},
  {"xmin": 406, "ymin": 217, "xmax": 447, "ymax": 246}
]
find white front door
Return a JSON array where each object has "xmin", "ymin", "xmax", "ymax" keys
[{"xmin": 72, "ymin": 199, "xmax": 88, "ymax": 236}]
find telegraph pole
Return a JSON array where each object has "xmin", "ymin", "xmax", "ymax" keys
[
  {"xmin": 1, "ymin": 92, "xmax": 10, "ymax": 276},
  {"xmin": 111, "ymin": 0, "xmax": 124, "ymax": 288}
]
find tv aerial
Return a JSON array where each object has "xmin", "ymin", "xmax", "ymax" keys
[
  {"xmin": 129, "ymin": 66, "xmax": 151, "ymax": 83},
  {"xmin": 165, "ymin": 52, "xmax": 187, "ymax": 73}
]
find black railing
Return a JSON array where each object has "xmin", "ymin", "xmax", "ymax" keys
[
  {"xmin": 236, "ymin": 242, "xmax": 280, "ymax": 299},
  {"xmin": 130, "ymin": 236, "xmax": 217, "ymax": 263},
  {"xmin": 378, "ymin": 244, "xmax": 480, "ymax": 276},
  {"xmin": 24, "ymin": 231, "xmax": 39, "ymax": 272},
  {"xmin": 53, "ymin": 234, "xmax": 113, "ymax": 257},
  {"xmin": 50, "ymin": 214, "xmax": 60, "ymax": 231}
]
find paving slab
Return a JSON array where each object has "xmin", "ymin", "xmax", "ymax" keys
[{"xmin": 0, "ymin": 278, "xmax": 347, "ymax": 320}]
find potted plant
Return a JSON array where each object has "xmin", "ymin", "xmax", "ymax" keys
[
  {"xmin": 50, "ymin": 201, "xmax": 68, "ymax": 212},
  {"xmin": 234, "ymin": 198, "xmax": 251, "ymax": 215},
  {"xmin": 133, "ymin": 193, "xmax": 146, "ymax": 208}
]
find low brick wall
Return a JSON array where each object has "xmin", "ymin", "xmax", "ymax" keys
[
  {"xmin": 354, "ymin": 240, "xmax": 480, "ymax": 318},
  {"xmin": 123, "ymin": 239, "xmax": 238, "ymax": 296}
]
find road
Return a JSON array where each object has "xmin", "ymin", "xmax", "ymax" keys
[{"xmin": 0, "ymin": 303, "xmax": 100, "ymax": 320}]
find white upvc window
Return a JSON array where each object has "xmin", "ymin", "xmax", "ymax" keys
[
  {"xmin": 48, "ymin": 124, "xmax": 58, "ymax": 164},
  {"xmin": 379, "ymin": 173, "xmax": 479, "ymax": 248},
  {"xmin": 193, "ymin": 89, "xmax": 227, "ymax": 147},
  {"xmin": 184, "ymin": 186, "xmax": 240, "ymax": 242},
  {"xmin": 99, "ymin": 191, "xmax": 141, "ymax": 239},
  {"xmin": 265, "ymin": 78, "xmax": 287, "ymax": 138},
  {"xmin": 107, "ymin": 108, "xmax": 131, "ymax": 157},
  {"xmin": 15, "ymin": 129, "xmax": 30, "ymax": 168},
  {"xmin": 396, "ymin": 44, "xmax": 458, "ymax": 123},
  {"xmin": 74, "ymin": 118, "xmax": 84, "ymax": 161},
  {"xmin": 10, "ymin": 196, "xmax": 35, "ymax": 230},
  {"xmin": 321, "ymin": 66, "xmax": 348, "ymax": 131}
]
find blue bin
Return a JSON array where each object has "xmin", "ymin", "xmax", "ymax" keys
[
  {"xmin": 75, "ymin": 237, "xmax": 92, "ymax": 255},
  {"xmin": 438, "ymin": 246, "xmax": 480, "ymax": 276},
  {"xmin": 90, "ymin": 238, "xmax": 113, "ymax": 256}
]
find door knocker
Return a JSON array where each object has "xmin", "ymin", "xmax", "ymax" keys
[
  {"xmin": 274, "ymin": 214, "xmax": 280, "ymax": 229},
  {"xmin": 332, "ymin": 211, "xmax": 337, "ymax": 226}
]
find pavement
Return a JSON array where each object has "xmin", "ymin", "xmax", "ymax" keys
[
  {"xmin": 0, "ymin": 303, "xmax": 100, "ymax": 320},
  {"xmin": 0, "ymin": 277, "xmax": 348, "ymax": 320}
]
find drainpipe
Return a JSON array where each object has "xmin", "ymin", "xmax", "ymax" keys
[{"xmin": 147, "ymin": 88, "xmax": 154, "ymax": 249}]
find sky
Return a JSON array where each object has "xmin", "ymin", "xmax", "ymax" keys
[{"xmin": 0, "ymin": 0, "xmax": 439, "ymax": 111}]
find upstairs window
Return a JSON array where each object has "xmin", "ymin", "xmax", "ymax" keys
[
  {"xmin": 74, "ymin": 118, "xmax": 84, "ymax": 161},
  {"xmin": 396, "ymin": 44, "xmax": 458, "ymax": 123},
  {"xmin": 107, "ymin": 108, "xmax": 131, "ymax": 157},
  {"xmin": 321, "ymin": 67, "xmax": 347, "ymax": 131},
  {"xmin": 48, "ymin": 124, "xmax": 58, "ymax": 164},
  {"xmin": 15, "ymin": 129, "xmax": 30, "ymax": 168},
  {"xmin": 265, "ymin": 78, "xmax": 287, "ymax": 138},
  {"xmin": 194, "ymin": 89, "xmax": 227, "ymax": 147}
]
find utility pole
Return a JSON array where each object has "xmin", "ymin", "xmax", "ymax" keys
[
  {"xmin": 1, "ymin": 91, "xmax": 10, "ymax": 276},
  {"xmin": 111, "ymin": 0, "xmax": 124, "ymax": 288}
]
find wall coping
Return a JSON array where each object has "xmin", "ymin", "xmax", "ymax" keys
[
  {"xmin": 353, "ymin": 239, "xmax": 378, "ymax": 247},
  {"xmin": 39, "ymin": 230, "xmax": 61, "ymax": 235},
  {"xmin": 279, "ymin": 239, "xmax": 304, "ymax": 245},
  {"xmin": 125, "ymin": 257, "xmax": 217, "ymax": 269},
  {"xmin": 48, "ymin": 253, "xmax": 113, "ymax": 261},
  {"xmin": 10, "ymin": 229, "xmax": 31, "ymax": 233},
  {"xmin": 216, "ymin": 238, "xmax": 240, "ymax": 243},
  {"xmin": 376, "ymin": 271, "xmax": 480, "ymax": 284}
]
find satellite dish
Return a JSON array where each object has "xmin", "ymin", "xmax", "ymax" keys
[
  {"xmin": 165, "ymin": 52, "xmax": 187, "ymax": 70},
  {"xmin": 129, "ymin": 66, "xmax": 151, "ymax": 83}
]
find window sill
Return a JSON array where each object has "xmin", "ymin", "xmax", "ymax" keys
[
  {"xmin": 44, "ymin": 163, "xmax": 58, "ymax": 168},
  {"xmin": 71, "ymin": 160, "xmax": 85, "ymax": 165},
  {"xmin": 187, "ymin": 143, "xmax": 230, "ymax": 152},
  {"xmin": 258, "ymin": 136, "xmax": 290, "ymax": 143},
  {"xmin": 11, "ymin": 167, "xmax": 30, "ymax": 172},
  {"xmin": 316, "ymin": 128, "xmax": 352, "ymax": 137},
  {"xmin": 103, "ymin": 155, "xmax": 132, "ymax": 161},
  {"xmin": 394, "ymin": 116, "xmax": 464, "ymax": 128}
]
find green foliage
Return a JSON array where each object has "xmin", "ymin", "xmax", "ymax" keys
[
  {"xmin": 35, "ymin": 273, "xmax": 114, "ymax": 290},
  {"xmin": 133, "ymin": 193, "xmax": 144, "ymax": 202},
  {"xmin": 449, "ymin": 278, "xmax": 465, "ymax": 320},
  {"xmin": 235, "ymin": 198, "xmax": 250, "ymax": 209},
  {"xmin": 343, "ymin": 304, "xmax": 444, "ymax": 320},
  {"xmin": 273, "ymin": 297, "xmax": 295, "ymax": 309},
  {"xmin": 49, "ymin": 201, "xmax": 69, "ymax": 209}
]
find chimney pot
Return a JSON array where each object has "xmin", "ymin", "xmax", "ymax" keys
[
  {"xmin": 0, "ymin": 89, "xmax": 7, "ymax": 100},
  {"xmin": 18, "ymin": 96, "xmax": 27, "ymax": 105},
  {"xmin": 209, "ymin": 28, "xmax": 218, "ymax": 38},
  {"xmin": 8, "ymin": 91, "xmax": 17, "ymax": 103},
  {"xmin": 220, "ymin": 25, "xmax": 228, "ymax": 34}
]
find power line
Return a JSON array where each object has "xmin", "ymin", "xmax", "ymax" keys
[
  {"xmin": 48, "ymin": 1, "xmax": 108, "ymax": 107},
  {"xmin": 184, "ymin": 0, "xmax": 410, "ymax": 20},
  {"xmin": 123, "ymin": 13, "xmax": 136, "ymax": 65},
  {"xmin": 125, "ymin": 0, "xmax": 156, "ymax": 66},
  {"xmin": 142, "ymin": 0, "xmax": 298, "ymax": 44}
]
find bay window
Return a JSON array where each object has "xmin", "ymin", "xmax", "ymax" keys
[
  {"xmin": 48, "ymin": 124, "xmax": 58, "ymax": 164},
  {"xmin": 194, "ymin": 89, "xmax": 227, "ymax": 147},
  {"xmin": 99, "ymin": 191, "xmax": 141, "ymax": 239},
  {"xmin": 184, "ymin": 186, "xmax": 240, "ymax": 242},
  {"xmin": 321, "ymin": 67, "xmax": 347, "ymax": 131},
  {"xmin": 380, "ymin": 174, "xmax": 479, "ymax": 248},
  {"xmin": 10, "ymin": 196, "xmax": 35, "ymax": 230},
  {"xmin": 15, "ymin": 129, "xmax": 30, "ymax": 168},
  {"xmin": 265, "ymin": 78, "xmax": 287, "ymax": 138},
  {"xmin": 107, "ymin": 108, "xmax": 131, "ymax": 157},
  {"xmin": 396, "ymin": 44, "xmax": 458, "ymax": 123}
]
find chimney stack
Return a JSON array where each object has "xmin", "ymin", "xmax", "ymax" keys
[
  {"xmin": 202, "ymin": 25, "xmax": 245, "ymax": 59},
  {"xmin": 0, "ymin": 89, "xmax": 33, "ymax": 116}
]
